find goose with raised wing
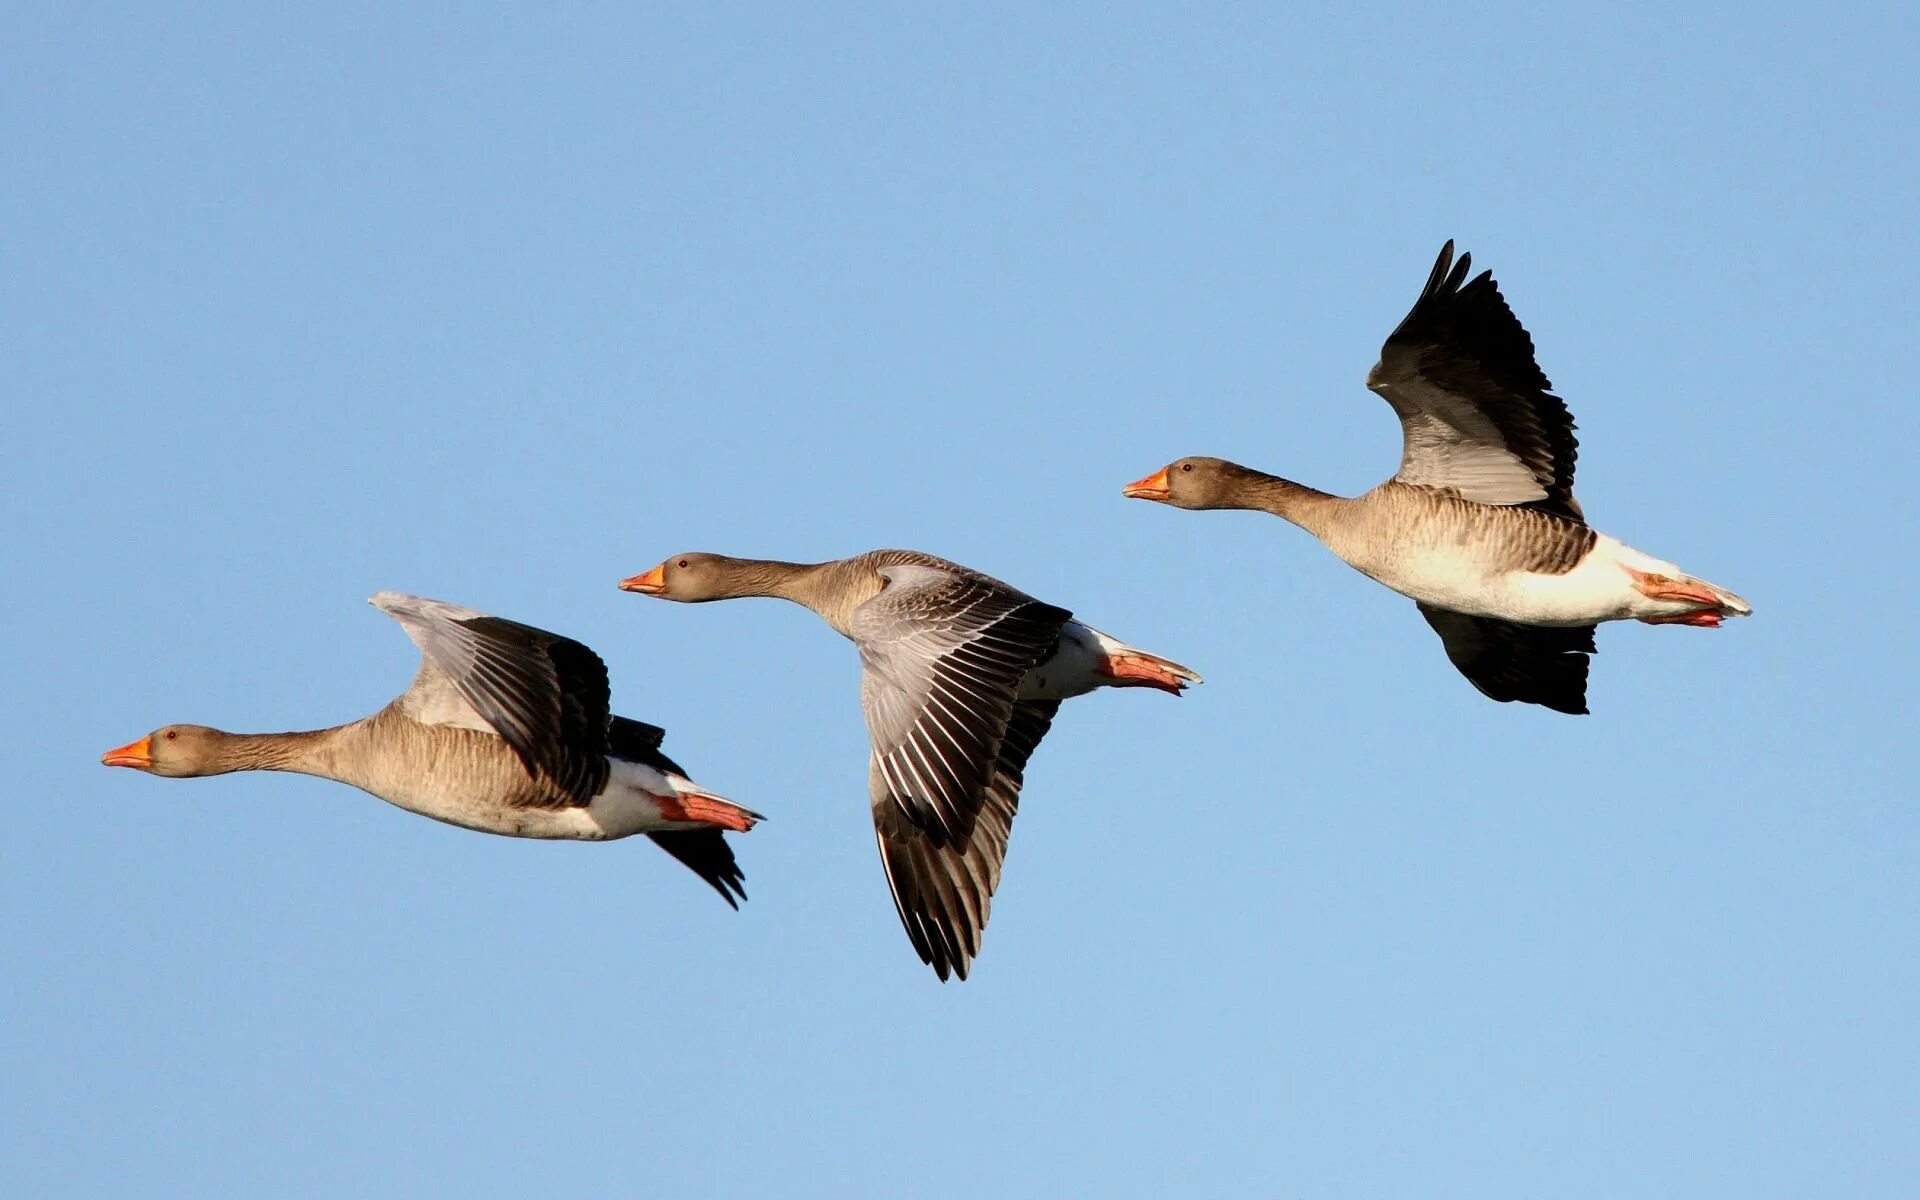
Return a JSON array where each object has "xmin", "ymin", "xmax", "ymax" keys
[
  {"xmin": 101, "ymin": 592, "xmax": 759, "ymax": 907},
  {"xmin": 1123, "ymin": 241, "xmax": 1749, "ymax": 715},
  {"xmin": 620, "ymin": 550, "xmax": 1198, "ymax": 980}
]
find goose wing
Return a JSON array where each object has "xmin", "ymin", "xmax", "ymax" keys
[
  {"xmin": 1367, "ymin": 241, "xmax": 1584, "ymax": 523},
  {"xmin": 373, "ymin": 592, "xmax": 610, "ymax": 806},
  {"xmin": 850, "ymin": 563, "xmax": 1070, "ymax": 847},
  {"xmin": 871, "ymin": 699, "xmax": 1060, "ymax": 980},
  {"xmin": 1417, "ymin": 603, "xmax": 1595, "ymax": 715},
  {"xmin": 644, "ymin": 830, "xmax": 749, "ymax": 910}
]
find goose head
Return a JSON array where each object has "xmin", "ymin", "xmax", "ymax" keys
[
  {"xmin": 101, "ymin": 725, "xmax": 236, "ymax": 777},
  {"xmin": 619, "ymin": 552, "xmax": 750, "ymax": 602},
  {"xmin": 1123, "ymin": 457, "xmax": 1255, "ymax": 510}
]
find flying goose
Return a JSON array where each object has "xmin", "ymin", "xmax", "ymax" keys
[
  {"xmin": 1123, "ymin": 241, "xmax": 1749, "ymax": 715},
  {"xmin": 101, "ymin": 592, "xmax": 759, "ymax": 906},
  {"xmin": 619, "ymin": 550, "xmax": 1199, "ymax": 980}
]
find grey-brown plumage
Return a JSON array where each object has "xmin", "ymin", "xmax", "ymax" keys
[
  {"xmin": 384, "ymin": 598, "xmax": 618, "ymax": 808},
  {"xmin": 1317, "ymin": 483, "xmax": 1596, "ymax": 579}
]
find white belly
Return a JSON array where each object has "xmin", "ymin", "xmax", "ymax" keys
[
  {"xmin": 1494, "ymin": 538, "xmax": 1659, "ymax": 624},
  {"xmin": 1352, "ymin": 543, "xmax": 1505, "ymax": 614},
  {"xmin": 362, "ymin": 758, "xmax": 682, "ymax": 842},
  {"xmin": 1347, "ymin": 533, "xmax": 1690, "ymax": 626}
]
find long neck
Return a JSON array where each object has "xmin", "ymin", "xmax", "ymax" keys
[
  {"xmin": 705, "ymin": 556, "xmax": 825, "ymax": 603},
  {"xmin": 1214, "ymin": 467, "xmax": 1342, "ymax": 539},
  {"xmin": 203, "ymin": 726, "xmax": 347, "ymax": 778},
  {"xmin": 704, "ymin": 555, "xmax": 880, "ymax": 637}
]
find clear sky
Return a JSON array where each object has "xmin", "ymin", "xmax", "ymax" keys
[{"xmin": 5, "ymin": 4, "xmax": 1916, "ymax": 1197}]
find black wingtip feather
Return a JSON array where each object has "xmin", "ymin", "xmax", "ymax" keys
[
  {"xmin": 1448, "ymin": 251, "xmax": 1472, "ymax": 292},
  {"xmin": 1423, "ymin": 240, "xmax": 1457, "ymax": 297},
  {"xmin": 646, "ymin": 830, "xmax": 748, "ymax": 909}
]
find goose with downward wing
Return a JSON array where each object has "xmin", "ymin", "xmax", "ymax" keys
[
  {"xmin": 101, "ymin": 593, "xmax": 759, "ymax": 907},
  {"xmin": 621, "ymin": 549, "xmax": 1199, "ymax": 980}
]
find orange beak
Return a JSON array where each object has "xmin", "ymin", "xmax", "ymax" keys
[
  {"xmin": 101, "ymin": 734, "xmax": 154, "ymax": 769},
  {"xmin": 619, "ymin": 563, "xmax": 668, "ymax": 596},
  {"xmin": 1122, "ymin": 466, "xmax": 1173, "ymax": 501}
]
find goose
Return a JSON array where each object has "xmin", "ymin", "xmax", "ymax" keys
[
  {"xmin": 1123, "ymin": 241, "xmax": 1750, "ymax": 715},
  {"xmin": 100, "ymin": 592, "xmax": 760, "ymax": 907},
  {"xmin": 618, "ymin": 550, "xmax": 1199, "ymax": 980}
]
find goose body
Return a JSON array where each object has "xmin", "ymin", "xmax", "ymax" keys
[
  {"xmin": 1126, "ymin": 242, "xmax": 1750, "ymax": 714},
  {"xmin": 1319, "ymin": 485, "xmax": 1715, "ymax": 627},
  {"xmin": 102, "ymin": 592, "xmax": 759, "ymax": 906},
  {"xmin": 314, "ymin": 708, "xmax": 723, "ymax": 842},
  {"xmin": 620, "ymin": 549, "xmax": 1199, "ymax": 980}
]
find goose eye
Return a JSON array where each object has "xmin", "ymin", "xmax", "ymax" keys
[
  {"xmin": 165, "ymin": 730, "xmax": 177, "ymax": 740},
  {"xmin": 677, "ymin": 559, "xmax": 689, "ymax": 569},
  {"xmin": 1180, "ymin": 463, "xmax": 1193, "ymax": 473}
]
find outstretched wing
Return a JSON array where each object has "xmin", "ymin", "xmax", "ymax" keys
[
  {"xmin": 872, "ymin": 699, "xmax": 1059, "ymax": 981},
  {"xmin": 1417, "ymin": 603, "xmax": 1595, "ymax": 716},
  {"xmin": 851, "ymin": 563, "xmax": 1070, "ymax": 847},
  {"xmin": 1367, "ymin": 241, "xmax": 1584, "ymax": 523},
  {"xmin": 373, "ymin": 592, "xmax": 611, "ymax": 805}
]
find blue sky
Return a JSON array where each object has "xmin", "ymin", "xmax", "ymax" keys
[{"xmin": 5, "ymin": 4, "xmax": 1916, "ymax": 1196}]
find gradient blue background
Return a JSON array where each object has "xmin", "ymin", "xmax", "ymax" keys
[{"xmin": 6, "ymin": 5, "xmax": 1915, "ymax": 1196}]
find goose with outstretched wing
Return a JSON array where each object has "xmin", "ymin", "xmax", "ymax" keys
[{"xmin": 1125, "ymin": 241, "xmax": 1748, "ymax": 715}]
